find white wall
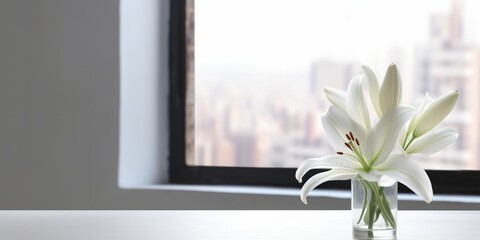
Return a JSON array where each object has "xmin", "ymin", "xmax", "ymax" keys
[
  {"xmin": 118, "ymin": 0, "xmax": 169, "ymax": 187},
  {"xmin": 0, "ymin": 0, "xmax": 478, "ymax": 210}
]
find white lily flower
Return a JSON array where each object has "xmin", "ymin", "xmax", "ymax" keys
[
  {"xmin": 297, "ymin": 64, "xmax": 457, "ymax": 234},
  {"xmin": 295, "ymin": 105, "xmax": 435, "ymax": 204},
  {"xmin": 296, "ymin": 63, "xmax": 458, "ymax": 205},
  {"xmin": 299, "ymin": 64, "xmax": 458, "ymax": 206}
]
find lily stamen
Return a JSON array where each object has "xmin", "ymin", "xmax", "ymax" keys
[
  {"xmin": 341, "ymin": 132, "xmax": 369, "ymax": 171},
  {"xmin": 345, "ymin": 143, "xmax": 353, "ymax": 151},
  {"xmin": 346, "ymin": 134, "xmax": 352, "ymax": 141},
  {"xmin": 336, "ymin": 152, "xmax": 344, "ymax": 155}
]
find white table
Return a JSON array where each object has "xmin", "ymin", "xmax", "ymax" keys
[{"xmin": 0, "ymin": 211, "xmax": 478, "ymax": 239}]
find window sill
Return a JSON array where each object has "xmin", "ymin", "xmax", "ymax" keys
[{"xmin": 120, "ymin": 184, "xmax": 480, "ymax": 204}]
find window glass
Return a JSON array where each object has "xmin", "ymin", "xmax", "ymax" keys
[{"xmin": 194, "ymin": 0, "xmax": 480, "ymax": 170}]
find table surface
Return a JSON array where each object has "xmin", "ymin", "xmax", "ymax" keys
[{"xmin": 0, "ymin": 211, "xmax": 479, "ymax": 240}]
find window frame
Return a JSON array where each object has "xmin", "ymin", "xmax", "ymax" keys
[{"xmin": 168, "ymin": 0, "xmax": 480, "ymax": 195}]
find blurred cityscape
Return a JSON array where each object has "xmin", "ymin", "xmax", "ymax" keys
[{"xmin": 194, "ymin": 0, "xmax": 480, "ymax": 170}]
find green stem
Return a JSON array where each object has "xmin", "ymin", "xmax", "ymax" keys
[
  {"xmin": 358, "ymin": 179, "xmax": 397, "ymax": 230},
  {"xmin": 357, "ymin": 182, "xmax": 368, "ymax": 224},
  {"xmin": 371, "ymin": 183, "xmax": 396, "ymax": 228},
  {"xmin": 350, "ymin": 143, "xmax": 370, "ymax": 170},
  {"xmin": 367, "ymin": 193, "xmax": 376, "ymax": 237},
  {"xmin": 377, "ymin": 187, "xmax": 394, "ymax": 227}
]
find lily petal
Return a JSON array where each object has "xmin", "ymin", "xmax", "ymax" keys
[
  {"xmin": 358, "ymin": 171, "xmax": 380, "ymax": 182},
  {"xmin": 366, "ymin": 106, "xmax": 415, "ymax": 166},
  {"xmin": 398, "ymin": 126, "xmax": 408, "ymax": 152},
  {"xmin": 321, "ymin": 114, "xmax": 349, "ymax": 152},
  {"xmin": 378, "ymin": 175, "xmax": 397, "ymax": 187},
  {"xmin": 322, "ymin": 106, "xmax": 367, "ymax": 153},
  {"xmin": 379, "ymin": 64, "xmax": 402, "ymax": 115},
  {"xmin": 346, "ymin": 74, "xmax": 371, "ymax": 131},
  {"xmin": 407, "ymin": 93, "xmax": 432, "ymax": 135},
  {"xmin": 300, "ymin": 169, "xmax": 358, "ymax": 204},
  {"xmin": 413, "ymin": 90, "xmax": 459, "ymax": 137},
  {"xmin": 324, "ymin": 87, "xmax": 347, "ymax": 112},
  {"xmin": 407, "ymin": 128, "xmax": 458, "ymax": 155},
  {"xmin": 295, "ymin": 155, "xmax": 361, "ymax": 183},
  {"xmin": 362, "ymin": 65, "xmax": 382, "ymax": 117},
  {"xmin": 374, "ymin": 154, "xmax": 433, "ymax": 203}
]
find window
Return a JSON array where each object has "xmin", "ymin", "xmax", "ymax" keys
[{"xmin": 169, "ymin": 0, "xmax": 480, "ymax": 194}]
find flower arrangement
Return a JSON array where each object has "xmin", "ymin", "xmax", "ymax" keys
[{"xmin": 295, "ymin": 64, "xmax": 458, "ymax": 235}]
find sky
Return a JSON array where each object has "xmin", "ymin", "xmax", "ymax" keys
[{"xmin": 196, "ymin": 0, "xmax": 480, "ymax": 75}]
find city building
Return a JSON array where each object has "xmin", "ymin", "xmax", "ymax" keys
[{"xmin": 415, "ymin": 0, "xmax": 479, "ymax": 169}]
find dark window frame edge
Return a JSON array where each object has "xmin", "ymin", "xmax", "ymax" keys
[{"xmin": 168, "ymin": 0, "xmax": 480, "ymax": 196}]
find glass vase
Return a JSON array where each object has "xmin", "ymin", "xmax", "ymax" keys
[{"xmin": 352, "ymin": 177, "xmax": 397, "ymax": 239}]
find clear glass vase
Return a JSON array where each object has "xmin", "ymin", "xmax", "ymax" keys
[{"xmin": 352, "ymin": 177, "xmax": 397, "ymax": 239}]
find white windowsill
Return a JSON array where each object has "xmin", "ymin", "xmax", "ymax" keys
[{"xmin": 121, "ymin": 184, "xmax": 480, "ymax": 204}]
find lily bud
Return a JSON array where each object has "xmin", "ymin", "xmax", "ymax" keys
[
  {"xmin": 406, "ymin": 93, "xmax": 432, "ymax": 135},
  {"xmin": 379, "ymin": 64, "xmax": 402, "ymax": 114},
  {"xmin": 413, "ymin": 91, "xmax": 459, "ymax": 138}
]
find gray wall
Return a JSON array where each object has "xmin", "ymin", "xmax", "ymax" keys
[{"xmin": 0, "ymin": 0, "xmax": 478, "ymax": 210}]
